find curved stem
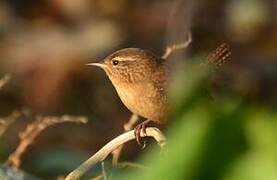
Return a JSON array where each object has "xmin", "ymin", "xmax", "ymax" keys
[{"xmin": 65, "ymin": 127, "xmax": 166, "ymax": 180}]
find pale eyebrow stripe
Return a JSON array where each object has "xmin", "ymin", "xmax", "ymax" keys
[{"xmin": 113, "ymin": 56, "xmax": 137, "ymax": 61}]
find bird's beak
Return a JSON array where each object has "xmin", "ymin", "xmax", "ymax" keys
[{"xmin": 86, "ymin": 62, "xmax": 106, "ymax": 69}]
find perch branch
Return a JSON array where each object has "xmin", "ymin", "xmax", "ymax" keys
[
  {"xmin": 112, "ymin": 114, "xmax": 139, "ymax": 166},
  {"xmin": 5, "ymin": 115, "xmax": 87, "ymax": 168},
  {"xmin": 162, "ymin": 32, "xmax": 192, "ymax": 59},
  {"xmin": 65, "ymin": 127, "xmax": 166, "ymax": 180}
]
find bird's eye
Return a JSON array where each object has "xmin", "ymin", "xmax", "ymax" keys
[{"xmin": 112, "ymin": 60, "xmax": 119, "ymax": 66}]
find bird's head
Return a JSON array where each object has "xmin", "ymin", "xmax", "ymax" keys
[{"xmin": 87, "ymin": 48, "xmax": 161, "ymax": 83}]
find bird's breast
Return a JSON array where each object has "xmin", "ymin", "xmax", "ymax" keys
[{"xmin": 113, "ymin": 81, "xmax": 168, "ymax": 122}]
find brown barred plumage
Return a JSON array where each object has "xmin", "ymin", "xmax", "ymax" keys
[{"xmin": 206, "ymin": 43, "xmax": 231, "ymax": 67}]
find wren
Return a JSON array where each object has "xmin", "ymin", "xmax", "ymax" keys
[{"xmin": 87, "ymin": 44, "xmax": 231, "ymax": 144}]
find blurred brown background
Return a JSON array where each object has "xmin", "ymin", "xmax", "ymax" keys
[{"xmin": 0, "ymin": 0, "xmax": 276, "ymax": 179}]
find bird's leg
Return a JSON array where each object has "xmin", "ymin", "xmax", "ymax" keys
[{"xmin": 134, "ymin": 120, "xmax": 152, "ymax": 147}]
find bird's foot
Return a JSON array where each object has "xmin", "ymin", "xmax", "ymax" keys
[{"xmin": 134, "ymin": 120, "xmax": 152, "ymax": 148}]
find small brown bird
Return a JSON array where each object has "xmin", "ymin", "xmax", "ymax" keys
[{"xmin": 87, "ymin": 43, "xmax": 231, "ymax": 144}]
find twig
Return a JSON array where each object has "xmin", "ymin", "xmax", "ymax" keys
[
  {"xmin": 0, "ymin": 74, "xmax": 11, "ymax": 90},
  {"xmin": 65, "ymin": 127, "xmax": 166, "ymax": 180},
  {"xmin": 90, "ymin": 175, "xmax": 103, "ymax": 180},
  {"xmin": 101, "ymin": 162, "xmax": 107, "ymax": 180},
  {"xmin": 0, "ymin": 110, "xmax": 22, "ymax": 137},
  {"xmin": 162, "ymin": 32, "xmax": 192, "ymax": 59},
  {"xmin": 5, "ymin": 115, "xmax": 88, "ymax": 168},
  {"xmin": 123, "ymin": 114, "xmax": 139, "ymax": 131},
  {"xmin": 117, "ymin": 161, "xmax": 148, "ymax": 170},
  {"xmin": 112, "ymin": 114, "xmax": 139, "ymax": 166}
]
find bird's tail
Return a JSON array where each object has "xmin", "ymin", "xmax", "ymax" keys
[{"xmin": 204, "ymin": 43, "xmax": 231, "ymax": 67}]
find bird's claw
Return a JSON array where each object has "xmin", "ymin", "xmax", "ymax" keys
[{"xmin": 134, "ymin": 120, "xmax": 151, "ymax": 147}]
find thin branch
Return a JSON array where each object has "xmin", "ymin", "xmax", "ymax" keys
[
  {"xmin": 162, "ymin": 32, "xmax": 192, "ymax": 59},
  {"xmin": 101, "ymin": 162, "xmax": 107, "ymax": 180},
  {"xmin": 123, "ymin": 114, "xmax": 139, "ymax": 131},
  {"xmin": 0, "ymin": 110, "xmax": 23, "ymax": 137},
  {"xmin": 5, "ymin": 115, "xmax": 88, "ymax": 168},
  {"xmin": 0, "ymin": 74, "xmax": 11, "ymax": 90},
  {"xmin": 117, "ymin": 161, "xmax": 148, "ymax": 170},
  {"xmin": 90, "ymin": 175, "xmax": 103, "ymax": 180},
  {"xmin": 112, "ymin": 114, "xmax": 139, "ymax": 166},
  {"xmin": 65, "ymin": 127, "xmax": 166, "ymax": 180}
]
